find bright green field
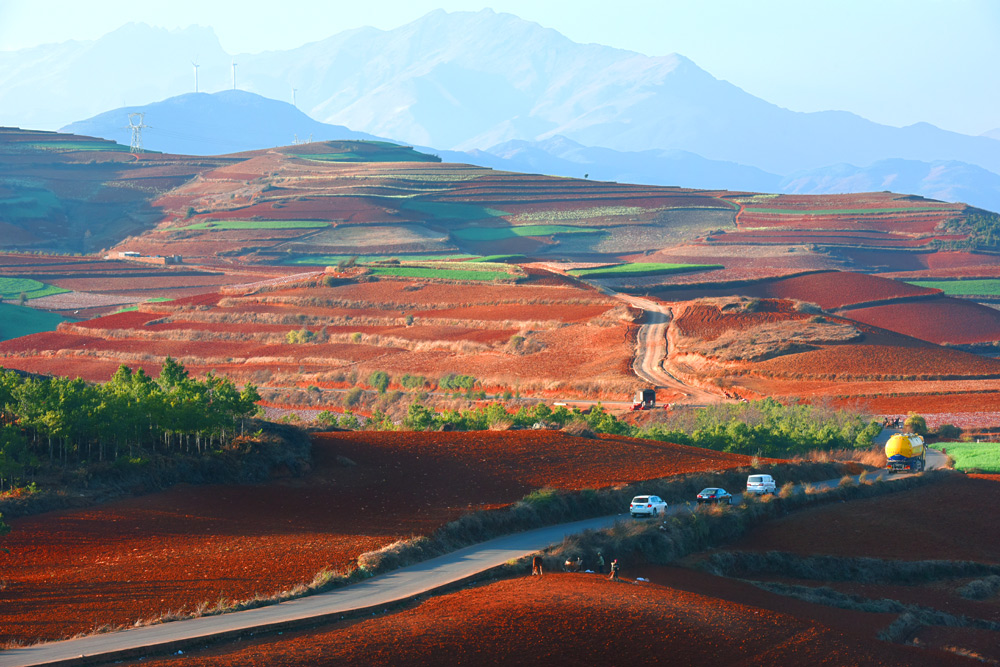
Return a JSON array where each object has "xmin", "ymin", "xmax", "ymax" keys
[
  {"xmin": 748, "ymin": 207, "xmax": 944, "ymax": 215},
  {"xmin": 475, "ymin": 254, "xmax": 527, "ymax": 262},
  {"xmin": 905, "ymin": 279, "xmax": 1000, "ymax": 296},
  {"xmin": 369, "ymin": 266, "xmax": 513, "ymax": 282},
  {"xmin": 933, "ymin": 442, "xmax": 1000, "ymax": 472},
  {"xmin": 183, "ymin": 220, "xmax": 330, "ymax": 231},
  {"xmin": 452, "ymin": 225, "xmax": 603, "ymax": 241},
  {"xmin": 20, "ymin": 141, "xmax": 130, "ymax": 152},
  {"xmin": 111, "ymin": 298, "xmax": 174, "ymax": 314},
  {"xmin": 568, "ymin": 263, "xmax": 723, "ymax": 278},
  {"xmin": 0, "ymin": 277, "xmax": 69, "ymax": 300},
  {"xmin": 285, "ymin": 253, "xmax": 479, "ymax": 266},
  {"xmin": 0, "ymin": 302, "xmax": 68, "ymax": 341}
]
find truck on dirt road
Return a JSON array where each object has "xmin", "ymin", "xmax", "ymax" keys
[
  {"xmin": 885, "ymin": 433, "xmax": 926, "ymax": 473},
  {"xmin": 631, "ymin": 388, "xmax": 656, "ymax": 410}
]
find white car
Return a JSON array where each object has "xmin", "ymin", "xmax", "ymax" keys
[
  {"xmin": 746, "ymin": 474, "xmax": 776, "ymax": 495},
  {"xmin": 630, "ymin": 495, "xmax": 668, "ymax": 518}
]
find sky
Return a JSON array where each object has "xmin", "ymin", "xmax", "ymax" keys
[{"xmin": 0, "ymin": 0, "xmax": 998, "ymax": 136}]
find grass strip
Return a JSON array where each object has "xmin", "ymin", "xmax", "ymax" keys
[
  {"xmin": 905, "ymin": 279, "xmax": 1000, "ymax": 296},
  {"xmin": 568, "ymin": 262, "xmax": 723, "ymax": 278},
  {"xmin": 932, "ymin": 442, "xmax": 1000, "ymax": 473},
  {"xmin": 369, "ymin": 266, "xmax": 513, "ymax": 281},
  {"xmin": 0, "ymin": 277, "xmax": 69, "ymax": 300}
]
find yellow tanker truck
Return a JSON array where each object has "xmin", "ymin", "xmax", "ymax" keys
[{"xmin": 885, "ymin": 433, "xmax": 926, "ymax": 473}]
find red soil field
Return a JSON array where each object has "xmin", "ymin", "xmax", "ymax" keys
[
  {"xmin": 413, "ymin": 302, "xmax": 614, "ymax": 322},
  {"xmin": 137, "ymin": 574, "xmax": 948, "ymax": 667},
  {"xmin": 731, "ymin": 474, "xmax": 1000, "ymax": 562},
  {"xmin": 673, "ymin": 299, "xmax": 809, "ymax": 341},
  {"xmin": 1, "ymin": 431, "xmax": 754, "ymax": 644},
  {"xmin": 740, "ymin": 271, "xmax": 938, "ymax": 310},
  {"xmin": 830, "ymin": 391, "xmax": 1000, "ymax": 416},
  {"xmin": 844, "ymin": 296, "xmax": 1000, "ymax": 345},
  {"xmin": 752, "ymin": 339, "xmax": 1000, "ymax": 379}
]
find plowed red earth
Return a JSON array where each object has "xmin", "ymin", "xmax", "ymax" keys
[
  {"xmin": 845, "ymin": 297, "xmax": 1000, "ymax": 345},
  {"xmin": 732, "ymin": 474, "xmax": 1000, "ymax": 561},
  {"xmin": 753, "ymin": 340, "xmax": 1000, "ymax": 378},
  {"xmin": 708, "ymin": 474, "xmax": 1000, "ymax": 661},
  {"xmin": 1, "ymin": 431, "xmax": 753, "ymax": 644},
  {"xmin": 138, "ymin": 574, "xmax": 948, "ymax": 667}
]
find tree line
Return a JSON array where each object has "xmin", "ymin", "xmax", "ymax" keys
[{"xmin": 0, "ymin": 359, "xmax": 260, "ymax": 492}]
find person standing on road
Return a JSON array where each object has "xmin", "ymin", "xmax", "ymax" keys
[
  {"xmin": 608, "ymin": 559, "xmax": 620, "ymax": 581},
  {"xmin": 596, "ymin": 552, "xmax": 605, "ymax": 574},
  {"xmin": 532, "ymin": 554, "xmax": 543, "ymax": 576}
]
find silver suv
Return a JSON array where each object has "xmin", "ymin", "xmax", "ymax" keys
[{"xmin": 746, "ymin": 474, "xmax": 776, "ymax": 495}]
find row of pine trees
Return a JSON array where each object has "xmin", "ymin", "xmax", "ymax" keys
[{"xmin": 0, "ymin": 358, "xmax": 260, "ymax": 491}]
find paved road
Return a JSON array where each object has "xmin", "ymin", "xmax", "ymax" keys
[{"xmin": 2, "ymin": 447, "xmax": 946, "ymax": 667}]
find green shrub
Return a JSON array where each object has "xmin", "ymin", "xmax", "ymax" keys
[
  {"xmin": 368, "ymin": 371, "xmax": 390, "ymax": 393},
  {"xmin": 343, "ymin": 388, "xmax": 363, "ymax": 407}
]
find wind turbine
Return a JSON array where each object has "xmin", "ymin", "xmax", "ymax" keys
[
  {"xmin": 292, "ymin": 87, "xmax": 297, "ymax": 107},
  {"xmin": 192, "ymin": 60, "xmax": 200, "ymax": 93},
  {"xmin": 231, "ymin": 59, "xmax": 238, "ymax": 90}
]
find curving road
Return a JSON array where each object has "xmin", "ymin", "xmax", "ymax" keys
[
  {"xmin": 617, "ymin": 294, "xmax": 719, "ymax": 405},
  {"xmin": 1, "ymin": 446, "xmax": 945, "ymax": 667}
]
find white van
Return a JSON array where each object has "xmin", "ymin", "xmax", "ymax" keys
[{"xmin": 746, "ymin": 474, "xmax": 776, "ymax": 495}]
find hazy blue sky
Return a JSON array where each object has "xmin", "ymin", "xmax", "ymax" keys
[{"xmin": 1, "ymin": 0, "xmax": 997, "ymax": 135}]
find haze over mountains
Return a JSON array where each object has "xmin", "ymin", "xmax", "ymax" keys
[{"xmin": 4, "ymin": 9, "xmax": 1000, "ymax": 210}]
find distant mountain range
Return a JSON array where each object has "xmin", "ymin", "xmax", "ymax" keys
[
  {"xmin": 63, "ymin": 91, "xmax": 1000, "ymax": 212},
  {"xmin": 4, "ymin": 9, "xmax": 1000, "ymax": 180},
  {"xmin": 62, "ymin": 91, "xmax": 386, "ymax": 155}
]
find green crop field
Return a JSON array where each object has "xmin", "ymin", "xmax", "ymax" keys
[
  {"xmin": 0, "ymin": 277, "xmax": 69, "ymax": 300},
  {"xmin": 183, "ymin": 220, "xmax": 331, "ymax": 231},
  {"xmin": 475, "ymin": 254, "xmax": 526, "ymax": 263},
  {"xmin": 747, "ymin": 207, "xmax": 945, "ymax": 216},
  {"xmin": 567, "ymin": 262, "xmax": 723, "ymax": 279},
  {"xmin": 19, "ymin": 141, "xmax": 130, "ymax": 152},
  {"xmin": 369, "ymin": 265, "xmax": 514, "ymax": 282},
  {"xmin": 0, "ymin": 302, "xmax": 68, "ymax": 341},
  {"xmin": 452, "ymin": 225, "xmax": 603, "ymax": 241},
  {"xmin": 284, "ymin": 253, "xmax": 479, "ymax": 266},
  {"xmin": 905, "ymin": 279, "xmax": 1000, "ymax": 296},
  {"xmin": 933, "ymin": 442, "xmax": 1000, "ymax": 473},
  {"xmin": 111, "ymin": 298, "xmax": 174, "ymax": 314},
  {"xmin": 401, "ymin": 201, "xmax": 508, "ymax": 222}
]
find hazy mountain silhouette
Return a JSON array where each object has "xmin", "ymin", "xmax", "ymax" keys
[
  {"xmin": 982, "ymin": 128, "xmax": 1000, "ymax": 142},
  {"xmin": 5, "ymin": 11, "xmax": 1000, "ymax": 178},
  {"xmin": 62, "ymin": 90, "xmax": 387, "ymax": 155},
  {"xmin": 780, "ymin": 159, "xmax": 1000, "ymax": 213},
  {"xmin": 475, "ymin": 136, "xmax": 780, "ymax": 192}
]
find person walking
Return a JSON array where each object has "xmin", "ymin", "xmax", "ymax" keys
[
  {"xmin": 608, "ymin": 558, "xmax": 620, "ymax": 581},
  {"xmin": 532, "ymin": 554, "xmax": 543, "ymax": 576},
  {"xmin": 596, "ymin": 552, "xmax": 605, "ymax": 575}
]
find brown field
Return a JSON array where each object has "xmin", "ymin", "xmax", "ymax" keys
[
  {"xmin": 0, "ymin": 430, "xmax": 755, "ymax": 644},
  {"xmin": 137, "ymin": 574, "xmax": 948, "ymax": 667},
  {"xmin": 844, "ymin": 297, "xmax": 1000, "ymax": 345}
]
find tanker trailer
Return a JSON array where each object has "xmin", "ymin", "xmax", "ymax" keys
[{"xmin": 885, "ymin": 433, "xmax": 926, "ymax": 473}]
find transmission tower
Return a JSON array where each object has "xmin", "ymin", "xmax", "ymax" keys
[{"xmin": 125, "ymin": 112, "xmax": 149, "ymax": 153}]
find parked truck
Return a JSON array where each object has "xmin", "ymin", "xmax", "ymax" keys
[
  {"xmin": 631, "ymin": 388, "xmax": 656, "ymax": 411},
  {"xmin": 884, "ymin": 433, "xmax": 925, "ymax": 473}
]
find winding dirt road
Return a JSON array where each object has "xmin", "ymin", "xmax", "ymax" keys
[{"xmin": 617, "ymin": 294, "xmax": 719, "ymax": 405}]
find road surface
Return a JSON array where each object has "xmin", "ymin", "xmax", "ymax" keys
[{"xmin": 1, "ymin": 450, "xmax": 945, "ymax": 667}]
